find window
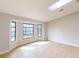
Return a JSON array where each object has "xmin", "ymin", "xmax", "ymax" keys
[
  {"xmin": 10, "ymin": 21, "xmax": 16, "ymax": 42},
  {"xmin": 23, "ymin": 23, "xmax": 34, "ymax": 38},
  {"xmin": 37, "ymin": 24, "xmax": 42, "ymax": 37}
]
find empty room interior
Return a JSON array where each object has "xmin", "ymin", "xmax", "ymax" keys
[{"xmin": 0, "ymin": 0, "xmax": 79, "ymax": 58}]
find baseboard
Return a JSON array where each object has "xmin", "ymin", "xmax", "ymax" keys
[
  {"xmin": 51, "ymin": 40, "xmax": 79, "ymax": 48},
  {"xmin": 0, "ymin": 50, "xmax": 10, "ymax": 55},
  {"xmin": 0, "ymin": 40, "xmax": 41, "ymax": 55}
]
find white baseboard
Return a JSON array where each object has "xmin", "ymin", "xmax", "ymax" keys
[
  {"xmin": 0, "ymin": 50, "xmax": 10, "ymax": 55},
  {"xmin": 51, "ymin": 40, "xmax": 79, "ymax": 48},
  {"xmin": 0, "ymin": 40, "xmax": 40, "ymax": 55}
]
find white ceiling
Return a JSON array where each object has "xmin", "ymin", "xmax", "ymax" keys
[{"xmin": 0, "ymin": 0, "xmax": 79, "ymax": 22}]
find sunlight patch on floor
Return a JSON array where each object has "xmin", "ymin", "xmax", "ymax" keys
[
  {"xmin": 19, "ymin": 41, "xmax": 49, "ymax": 50},
  {"xmin": 20, "ymin": 46, "xmax": 37, "ymax": 50},
  {"xmin": 32, "ymin": 41, "xmax": 49, "ymax": 45}
]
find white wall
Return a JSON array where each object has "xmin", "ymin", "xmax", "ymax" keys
[
  {"xmin": 47, "ymin": 12, "xmax": 79, "ymax": 47},
  {"xmin": 0, "ymin": 13, "xmax": 9, "ymax": 54},
  {"xmin": 0, "ymin": 12, "xmax": 46, "ymax": 54}
]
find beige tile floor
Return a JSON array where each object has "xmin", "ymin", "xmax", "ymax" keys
[{"xmin": 0, "ymin": 41, "xmax": 79, "ymax": 58}]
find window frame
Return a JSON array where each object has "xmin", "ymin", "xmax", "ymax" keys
[
  {"xmin": 10, "ymin": 21, "xmax": 16, "ymax": 42},
  {"xmin": 37, "ymin": 24, "xmax": 42, "ymax": 37},
  {"xmin": 22, "ymin": 23, "xmax": 34, "ymax": 39}
]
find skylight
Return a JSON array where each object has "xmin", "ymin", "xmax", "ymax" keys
[{"xmin": 48, "ymin": 0, "xmax": 72, "ymax": 11}]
